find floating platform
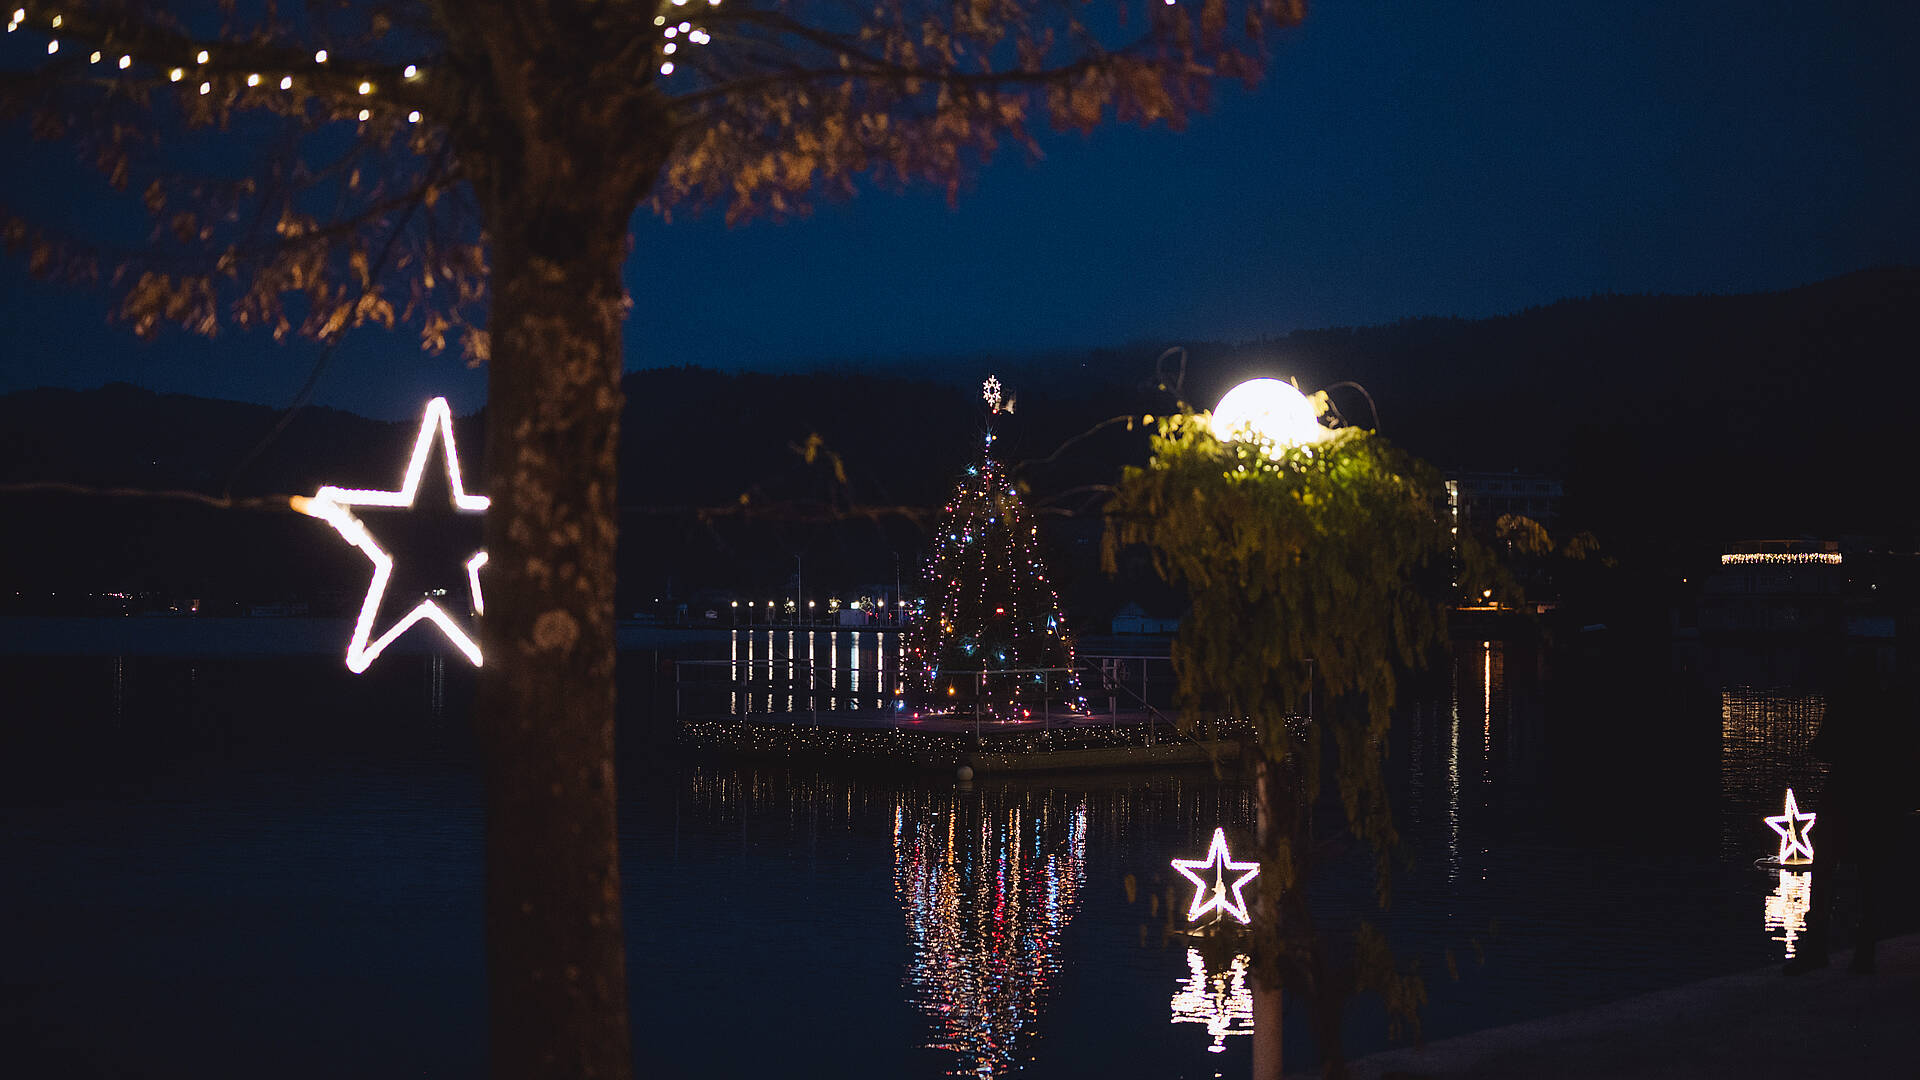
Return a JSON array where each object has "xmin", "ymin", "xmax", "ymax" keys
[{"xmin": 676, "ymin": 707, "xmax": 1237, "ymax": 774}]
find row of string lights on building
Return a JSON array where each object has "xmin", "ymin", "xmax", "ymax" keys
[{"xmin": 6, "ymin": 0, "xmax": 720, "ymax": 126}]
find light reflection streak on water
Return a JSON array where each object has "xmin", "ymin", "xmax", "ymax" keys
[
  {"xmin": 1483, "ymin": 643, "xmax": 1492, "ymax": 758},
  {"xmin": 1170, "ymin": 948, "xmax": 1254, "ymax": 1053},
  {"xmin": 895, "ymin": 793, "xmax": 1089, "ymax": 1077},
  {"xmin": 1763, "ymin": 868, "xmax": 1812, "ymax": 959},
  {"xmin": 1448, "ymin": 658, "xmax": 1460, "ymax": 886},
  {"xmin": 716, "ymin": 630, "xmax": 908, "ymax": 715}
]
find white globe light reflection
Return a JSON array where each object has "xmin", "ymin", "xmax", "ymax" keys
[{"xmin": 1210, "ymin": 378, "xmax": 1327, "ymax": 453}]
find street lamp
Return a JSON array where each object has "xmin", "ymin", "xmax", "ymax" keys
[{"xmin": 1211, "ymin": 378, "xmax": 1328, "ymax": 454}]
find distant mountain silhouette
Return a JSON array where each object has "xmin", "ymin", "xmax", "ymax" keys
[{"xmin": 3, "ymin": 267, "xmax": 1915, "ymax": 615}]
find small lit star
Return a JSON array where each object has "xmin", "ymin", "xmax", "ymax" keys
[
  {"xmin": 1765, "ymin": 787, "xmax": 1816, "ymax": 865},
  {"xmin": 1171, "ymin": 827, "xmax": 1261, "ymax": 924}
]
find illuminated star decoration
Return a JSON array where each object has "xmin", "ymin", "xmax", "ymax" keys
[
  {"xmin": 1765, "ymin": 787, "xmax": 1817, "ymax": 865},
  {"xmin": 293, "ymin": 396, "xmax": 488, "ymax": 673},
  {"xmin": 982, "ymin": 374, "xmax": 1003, "ymax": 414},
  {"xmin": 1171, "ymin": 827, "xmax": 1261, "ymax": 925}
]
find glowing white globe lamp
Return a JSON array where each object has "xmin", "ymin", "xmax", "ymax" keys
[{"xmin": 1210, "ymin": 378, "xmax": 1327, "ymax": 452}]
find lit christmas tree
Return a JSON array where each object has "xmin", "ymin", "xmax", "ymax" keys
[{"xmin": 906, "ymin": 377, "xmax": 1083, "ymax": 716}]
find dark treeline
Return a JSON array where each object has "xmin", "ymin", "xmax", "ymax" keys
[{"xmin": 3, "ymin": 266, "xmax": 1915, "ymax": 622}]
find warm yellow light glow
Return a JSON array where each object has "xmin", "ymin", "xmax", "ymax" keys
[
  {"xmin": 357, "ymin": 80, "xmax": 372, "ymax": 94},
  {"xmin": 1171, "ymin": 827, "xmax": 1260, "ymax": 925},
  {"xmin": 168, "ymin": 67, "xmax": 183, "ymax": 81},
  {"xmin": 1720, "ymin": 552, "xmax": 1841, "ymax": 566},
  {"xmin": 279, "ymin": 75, "xmax": 292, "ymax": 89},
  {"xmin": 45, "ymin": 39, "xmax": 56, "ymax": 53},
  {"xmin": 1764, "ymin": 869, "xmax": 1812, "ymax": 958},
  {"xmin": 1765, "ymin": 788, "xmax": 1816, "ymax": 864},
  {"xmin": 659, "ymin": 61, "xmax": 674, "ymax": 75},
  {"xmin": 88, "ymin": 50, "xmax": 99, "ymax": 63},
  {"xmin": 356, "ymin": 108, "xmax": 370, "ymax": 121},
  {"xmin": 296, "ymin": 396, "xmax": 489, "ymax": 674},
  {"xmin": 1210, "ymin": 378, "xmax": 1327, "ymax": 453},
  {"xmin": 314, "ymin": 49, "xmax": 328, "ymax": 63},
  {"xmin": 246, "ymin": 73, "xmax": 259, "ymax": 86},
  {"xmin": 403, "ymin": 64, "xmax": 418, "ymax": 79},
  {"xmin": 50, "ymin": 14, "xmax": 60, "ymax": 27},
  {"xmin": 198, "ymin": 81, "xmax": 210, "ymax": 95},
  {"xmin": 196, "ymin": 49, "xmax": 209, "ymax": 64},
  {"xmin": 118, "ymin": 55, "xmax": 130, "ymax": 69}
]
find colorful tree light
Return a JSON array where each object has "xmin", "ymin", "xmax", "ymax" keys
[
  {"xmin": 904, "ymin": 374, "xmax": 1081, "ymax": 715},
  {"xmin": 1171, "ymin": 827, "xmax": 1261, "ymax": 925},
  {"xmin": 293, "ymin": 396, "xmax": 488, "ymax": 673},
  {"xmin": 1765, "ymin": 787, "xmax": 1817, "ymax": 865}
]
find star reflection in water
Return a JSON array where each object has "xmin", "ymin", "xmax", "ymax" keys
[
  {"xmin": 1170, "ymin": 947, "xmax": 1254, "ymax": 1054},
  {"xmin": 1763, "ymin": 868, "xmax": 1813, "ymax": 959},
  {"xmin": 894, "ymin": 792, "xmax": 1090, "ymax": 1077}
]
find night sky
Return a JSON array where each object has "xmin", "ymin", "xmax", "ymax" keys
[{"xmin": 2, "ymin": 0, "xmax": 1916, "ymax": 419}]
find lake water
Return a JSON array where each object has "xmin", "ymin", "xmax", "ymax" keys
[{"xmin": 2, "ymin": 635, "xmax": 1909, "ymax": 1078}]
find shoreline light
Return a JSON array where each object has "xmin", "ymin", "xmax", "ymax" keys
[
  {"xmin": 1720, "ymin": 552, "xmax": 1842, "ymax": 566},
  {"xmin": 293, "ymin": 396, "xmax": 489, "ymax": 673}
]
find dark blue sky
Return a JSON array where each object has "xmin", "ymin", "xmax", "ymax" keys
[{"xmin": 3, "ymin": 0, "xmax": 1916, "ymax": 418}]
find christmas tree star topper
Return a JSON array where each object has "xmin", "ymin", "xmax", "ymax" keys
[
  {"xmin": 982, "ymin": 374, "xmax": 1003, "ymax": 413},
  {"xmin": 293, "ymin": 396, "xmax": 488, "ymax": 673},
  {"xmin": 1171, "ymin": 827, "xmax": 1261, "ymax": 925},
  {"xmin": 1765, "ymin": 787, "xmax": 1816, "ymax": 865}
]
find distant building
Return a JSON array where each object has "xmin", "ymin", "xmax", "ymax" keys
[
  {"xmin": 1110, "ymin": 601, "xmax": 1180, "ymax": 635},
  {"xmin": 1445, "ymin": 469, "xmax": 1564, "ymax": 538}
]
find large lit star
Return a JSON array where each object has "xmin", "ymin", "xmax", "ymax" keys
[
  {"xmin": 1171, "ymin": 827, "xmax": 1261, "ymax": 925},
  {"xmin": 293, "ymin": 396, "xmax": 488, "ymax": 673},
  {"xmin": 1765, "ymin": 787, "xmax": 1817, "ymax": 865}
]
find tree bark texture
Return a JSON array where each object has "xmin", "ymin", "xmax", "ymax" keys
[
  {"xmin": 448, "ymin": 6, "xmax": 673, "ymax": 1073},
  {"xmin": 1252, "ymin": 756, "xmax": 1286, "ymax": 1080},
  {"xmin": 475, "ymin": 196, "xmax": 636, "ymax": 1080}
]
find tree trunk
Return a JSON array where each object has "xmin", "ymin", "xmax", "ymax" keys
[
  {"xmin": 1252, "ymin": 756, "xmax": 1284, "ymax": 1080},
  {"xmin": 475, "ymin": 196, "xmax": 636, "ymax": 1080}
]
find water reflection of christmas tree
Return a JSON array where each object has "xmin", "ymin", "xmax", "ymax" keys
[{"xmin": 893, "ymin": 792, "xmax": 1089, "ymax": 1077}]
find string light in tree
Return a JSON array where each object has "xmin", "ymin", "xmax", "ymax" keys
[
  {"xmin": 1765, "ymin": 787, "xmax": 1816, "ymax": 866},
  {"xmin": 3, "ymin": 5, "xmax": 437, "ymax": 124},
  {"xmin": 292, "ymin": 396, "xmax": 489, "ymax": 674},
  {"xmin": 1171, "ymin": 827, "xmax": 1261, "ymax": 925}
]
